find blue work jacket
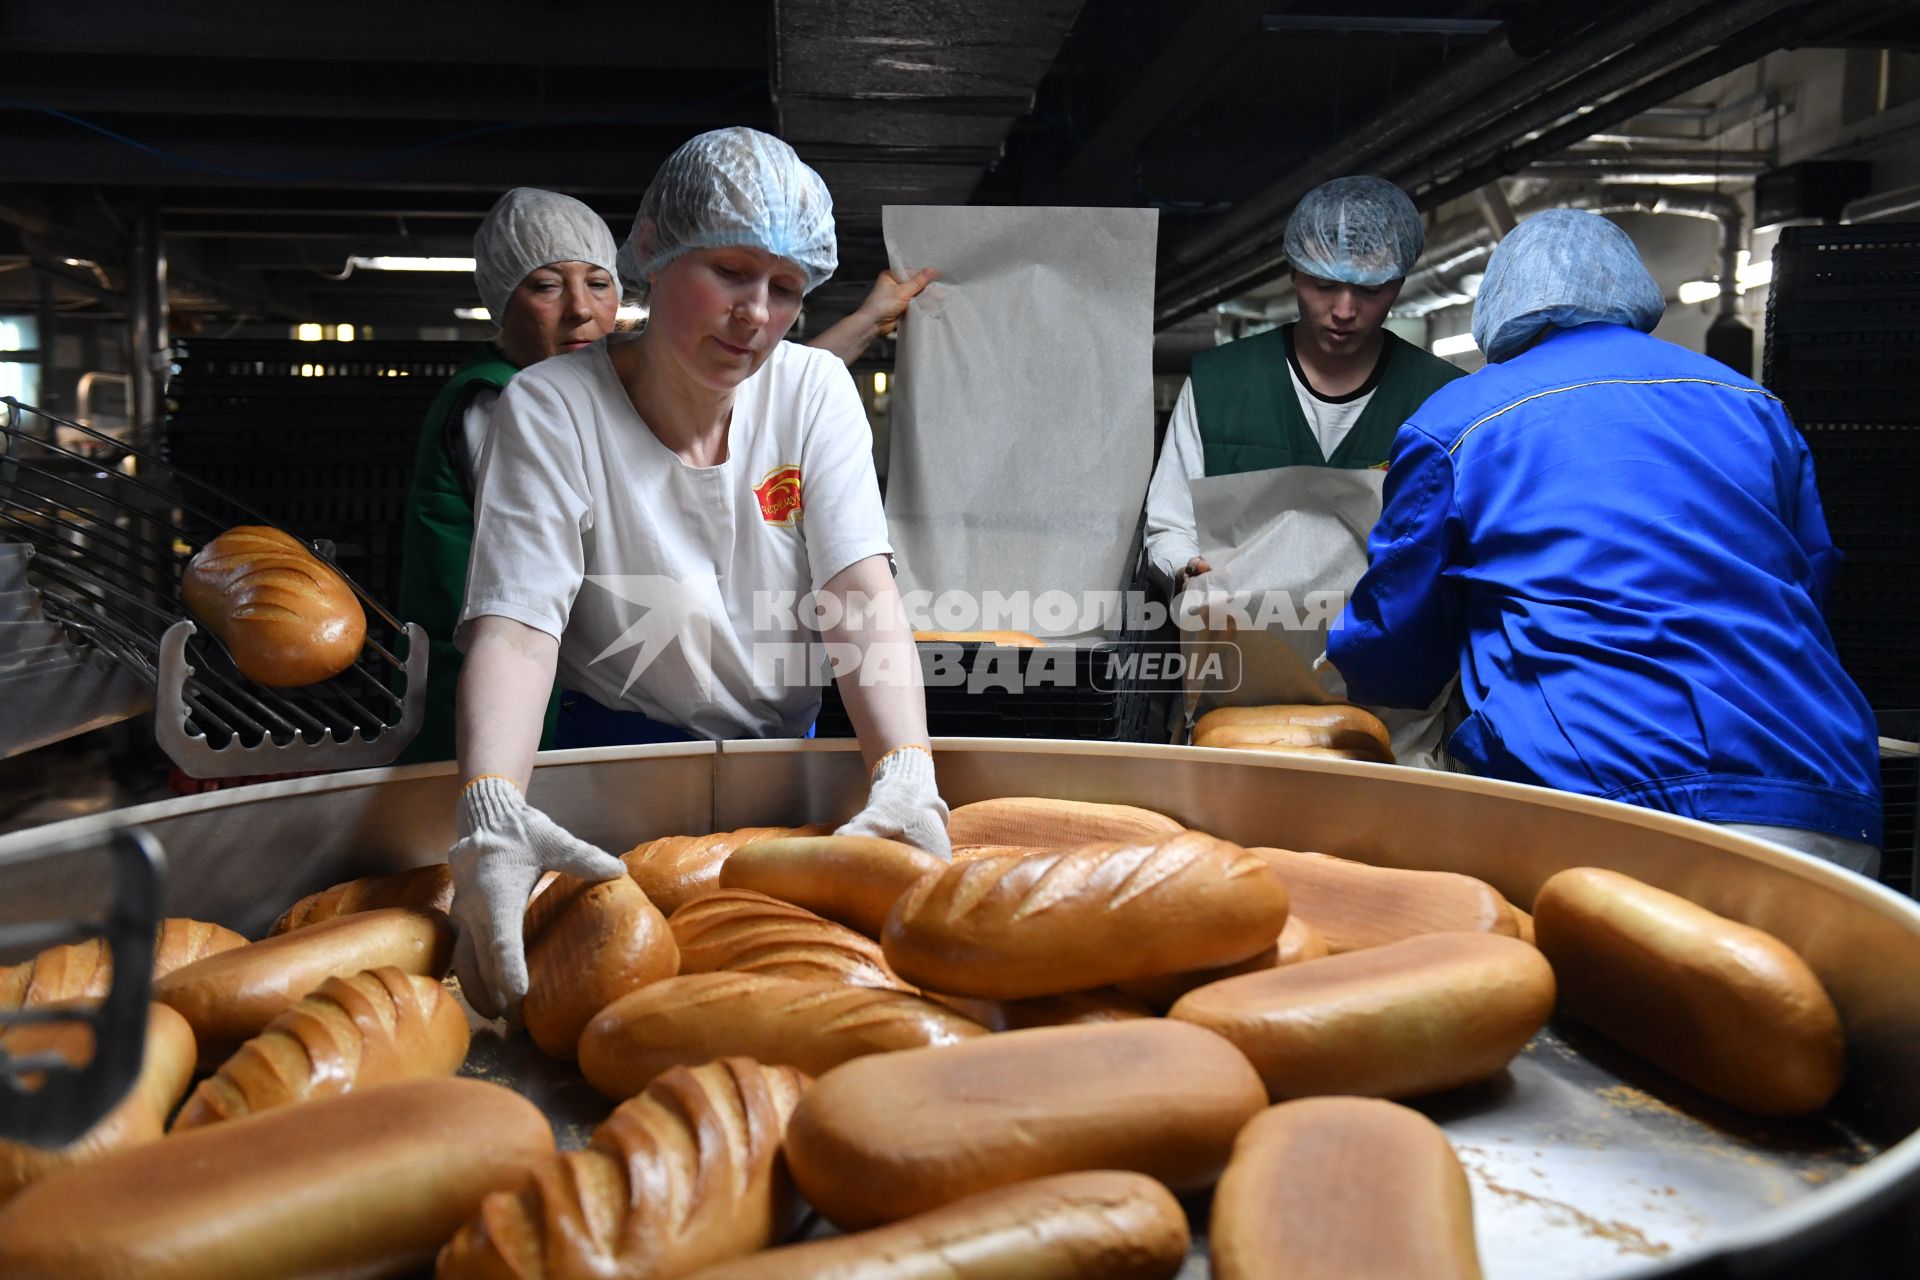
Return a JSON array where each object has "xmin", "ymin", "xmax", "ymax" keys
[{"xmin": 1328, "ymin": 323, "xmax": 1882, "ymax": 846}]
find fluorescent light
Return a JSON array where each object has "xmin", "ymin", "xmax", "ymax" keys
[
  {"xmin": 1678, "ymin": 254, "xmax": 1775, "ymax": 305},
  {"xmin": 454, "ymin": 307, "xmax": 491, "ymax": 321},
  {"xmin": 1431, "ymin": 333, "xmax": 1479, "ymax": 358},
  {"xmin": 336, "ymin": 324, "xmax": 355, "ymax": 343},
  {"xmin": 296, "ymin": 323, "xmax": 324, "ymax": 342},
  {"xmin": 350, "ymin": 256, "xmax": 477, "ymax": 272},
  {"xmin": 617, "ymin": 306, "xmax": 647, "ymax": 322},
  {"xmin": 1677, "ymin": 280, "xmax": 1721, "ymax": 305},
  {"xmin": 873, "ymin": 371, "xmax": 889, "ymax": 395}
]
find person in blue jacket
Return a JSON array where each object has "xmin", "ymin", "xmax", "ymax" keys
[{"xmin": 1326, "ymin": 209, "xmax": 1883, "ymax": 874}]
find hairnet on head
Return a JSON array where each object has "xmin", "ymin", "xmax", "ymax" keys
[
  {"xmin": 1471, "ymin": 209, "xmax": 1665, "ymax": 363},
  {"xmin": 471, "ymin": 188, "xmax": 620, "ymax": 322},
  {"xmin": 618, "ymin": 127, "xmax": 837, "ymax": 300},
  {"xmin": 1283, "ymin": 176, "xmax": 1424, "ymax": 286}
]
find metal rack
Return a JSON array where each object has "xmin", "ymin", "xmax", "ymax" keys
[{"xmin": 0, "ymin": 398, "xmax": 424, "ymax": 777}]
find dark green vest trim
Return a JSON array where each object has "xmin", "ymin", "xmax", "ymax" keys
[
  {"xmin": 1192, "ymin": 324, "xmax": 1466, "ymax": 476},
  {"xmin": 395, "ymin": 345, "xmax": 562, "ymax": 764}
]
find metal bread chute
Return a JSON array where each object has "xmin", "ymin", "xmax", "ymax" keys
[{"xmin": 0, "ymin": 397, "xmax": 425, "ymax": 776}]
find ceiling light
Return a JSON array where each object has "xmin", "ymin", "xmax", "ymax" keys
[
  {"xmin": 617, "ymin": 306, "xmax": 647, "ymax": 322},
  {"xmin": 454, "ymin": 307, "xmax": 490, "ymax": 321},
  {"xmin": 1676, "ymin": 256, "xmax": 1774, "ymax": 306},
  {"xmin": 1431, "ymin": 333, "xmax": 1479, "ymax": 358},
  {"xmin": 296, "ymin": 323, "xmax": 324, "ymax": 342},
  {"xmin": 874, "ymin": 371, "xmax": 889, "ymax": 395},
  {"xmin": 350, "ymin": 256, "xmax": 477, "ymax": 272}
]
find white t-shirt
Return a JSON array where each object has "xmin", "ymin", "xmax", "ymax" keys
[
  {"xmin": 1143, "ymin": 330, "xmax": 1377, "ymax": 590},
  {"xmin": 460, "ymin": 334, "xmax": 892, "ymax": 739}
]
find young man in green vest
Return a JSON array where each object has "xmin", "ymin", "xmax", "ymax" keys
[
  {"xmin": 1145, "ymin": 175, "xmax": 1465, "ymax": 597},
  {"xmin": 1145, "ymin": 177, "xmax": 1466, "ymax": 764}
]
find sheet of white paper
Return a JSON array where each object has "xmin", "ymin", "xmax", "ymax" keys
[{"xmin": 882, "ymin": 206, "xmax": 1158, "ymax": 637}]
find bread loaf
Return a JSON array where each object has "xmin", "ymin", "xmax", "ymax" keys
[
  {"xmin": 956, "ymin": 987, "xmax": 1155, "ymax": 1033},
  {"xmin": 153, "ymin": 907, "xmax": 455, "ymax": 1069},
  {"xmin": 1533, "ymin": 866, "xmax": 1844, "ymax": 1116},
  {"xmin": 1254, "ymin": 846, "xmax": 1517, "ymax": 953},
  {"xmin": 0, "ymin": 1003, "xmax": 196, "ymax": 1205},
  {"xmin": 681, "ymin": 1171, "xmax": 1189, "ymax": 1280},
  {"xmin": 1169, "ymin": 932, "xmax": 1554, "ymax": 1101},
  {"xmin": 623, "ymin": 825, "xmax": 830, "ymax": 915},
  {"xmin": 1212, "ymin": 1098, "xmax": 1482, "ymax": 1280},
  {"xmin": 1193, "ymin": 703, "xmax": 1395, "ymax": 761},
  {"xmin": 1119, "ymin": 913, "xmax": 1328, "ymax": 1012},
  {"xmin": 912, "ymin": 630, "xmax": 1045, "ymax": 647},
  {"xmin": 946, "ymin": 798, "xmax": 1183, "ymax": 848},
  {"xmin": 718, "ymin": 835, "xmax": 944, "ymax": 939},
  {"xmin": 951, "ymin": 843, "xmax": 1039, "ymax": 861},
  {"xmin": 271, "ymin": 864, "xmax": 455, "ymax": 934},
  {"xmin": 0, "ymin": 1077, "xmax": 553, "ymax": 1280},
  {"xmin": 670, "ymin": 889, "xmax": 912, "ymax": 991},
  {"xmin": 883, "ymin": 832, "xmax": 1288, "ymax": 1000},
  {"xmin": 181, "ymin": 525, "xmax": 366, "ymax": 687},
  {"xmin": 1509, "ymin": 903, "xmax": 1536, "ymax": 945},
  {"xmin": 785, "ymin": 1019, "xmax": 1267, "ymax": 1229},
  {"xmin": 0, "ymin": 917, "xmax": 248, "ymax": 1010},
  {"xmin": 523, "ymin": 872, "xmax": 678, "ymax": 1060},
  {"xmin": 438, "ymin": 1058, "xmax": 810, "ymax": 1280},
  {"xmin": 172, "ymin": 967, "xmax": 468, "ymax": 1130},
  {"xmin": 577, "ymin": 972, "xmax": 986, "ymax": 1101}
]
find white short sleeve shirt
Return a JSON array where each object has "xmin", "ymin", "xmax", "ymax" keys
[{"xmin": 460, "ymin": 334, "xmax": 891, "ymax": 739}]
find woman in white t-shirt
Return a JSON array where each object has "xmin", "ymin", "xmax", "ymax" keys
[{"xmin": 445, "ymin": 128, "xmax": 948, "ymax": 1019}]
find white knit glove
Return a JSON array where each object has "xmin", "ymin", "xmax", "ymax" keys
[
  {"xmin": 836, "ymin": 746, "xmax": 951, "ymax": 860},
  {"xmin": 449, "ymin": 776, "xmax": 628, "ymax": 1021}
]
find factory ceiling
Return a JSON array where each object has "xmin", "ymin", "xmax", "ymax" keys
[{"xmin": 0, "ymin": 0, "xmax": 1914, "ymax": 334}]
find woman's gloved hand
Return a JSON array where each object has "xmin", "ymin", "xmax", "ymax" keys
[
  {"xmin": 449, "ymin": 775, "xmax": 629, "ymax": 1020},
  {"xmin": 836, "ymin": 745, "xmax": 952, "ymax": 860}
]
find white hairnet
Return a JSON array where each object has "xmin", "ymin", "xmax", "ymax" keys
[
  {"xmin": 1471, "ymin": 208, "xmax": 1666, "ymax": 363},
  {"xmin": 471, "ymin": 188, "xmax": 620, "ymax": 322},
  {"xmin": 617, "ymin": 127, "xmax": 837, "ymax": 300},
  {"xmin": 1283, "ymin": 176, "xmax": 1424, "ymax": 286}
]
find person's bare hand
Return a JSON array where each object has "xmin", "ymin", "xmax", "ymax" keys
[
  {"xmin": 860, "ymin": 267, "xmax": 938, "ymax": 339},
  {"xmin": 1175, "ymin": 556, "xmax": 1212, "ymax": 596}
]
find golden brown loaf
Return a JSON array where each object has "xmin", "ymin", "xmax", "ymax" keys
[
  {"xmin": 0, "ymin": 917, "xmax": 248, "ymax": 1010},
  {"xmin": 1253, "ymin": 846, "xmax": 1517, "ymax": 953},
  {"xmin": 1509, "ymin": 903, "xmax": 1536, "ymax": 945},
  {"xmin": 717, "ymin": 835, "xmax": 945, "ymax": 939},
  {"xmin": 1533, "ymin": 866, "xmax": 1845, "ymax": 1116},
  {"xmin": 1211, "ymin": 1098, "xmax": 1482, "ymax": 1280},
  {"xmin": 977, "ymin": 988, "xmax": 1155, "ymax": 1033},
  {"xmin": 669, "ymin": 889, "xmax": 913, "ymax": 991},
  {"xmin": 785, "ymin": 1019, "xmax": 1267, "ymax": 1230},
  {"xmin": 1192, "ymin": 703, "xmax": 1396, "ymax": 762},
  {"xmin": 153, "ymin": 906, "xmax": 455, "ymax": 1070},
  {"xmin": 1117, "ymin": 914, "xmax": 1327, "ymax": 1012},
  {"xmin": 945, "ymin": 797, "xmax": 1183, "ymax": 848},
  {"xmin": 1169, "ymin": 932, "xmax": 1555, "ymax": 1102},
  {"xmin": 172, "ymin": 967, "xmax": 468, "ymax": 1130},
  {"xmin": 0, "ymin": 1003, "xmax": 196, "ymax": 1206},
  {"xmin": 437, "ymin": 1058, "xmax": 810, "ymax": 1280},
  {"xmin": 911, "ymin": 630, "xmax": 1046, "ymax": 647},
  {"xmin": 681, "ymin": 1171, "xmax": 1190, "ymax": 1280},
  {"xmin": 522, "ymin": 872, "xmax": 679, "ymax": 1060},
  {"xmin": 883, "ymin": 831, "xmax": 1288, "ymax": 1000},
  {"xmin": 577, "ymin": 971, "xmax": 987, "ymax": 1101},
  {"xmin": 622, "ymin": 824, "xmax": 830, "ymax": 915},
  {"xmin": 0, "ymin": 1077, "xmax": 553, "ymax": 1280},
  {"xmin": 271, "ymin": 864, "xmax": 456, "ymax": 935},
  {"xmin": 180, "ymin": 525, "xmax": 367, "ymax": 687}
]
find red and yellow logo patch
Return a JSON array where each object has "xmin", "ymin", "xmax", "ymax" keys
[{"xmin": 753, "ymin": 464, "xmax": 804, "ymax": 527}]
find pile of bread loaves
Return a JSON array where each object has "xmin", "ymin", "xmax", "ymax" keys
[{"xmin": 0, "ymin": 797, "xmax": 1846, "ymax": 1279}]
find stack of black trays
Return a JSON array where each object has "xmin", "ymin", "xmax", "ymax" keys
[
  {"xmin": 816, "ymin": 523, "xmax": 1168, "ymax": 744},
  {"xmin": 1880, "ymin": 712, "xmax": 1918, "ymax": 900},
  {"xmin": 164, "ymin": 338, "xmax": 475, "ymax": 609},
  {"xmin": 1763, "ymin": 223, "xmax": 1920, "ymax": 895}
]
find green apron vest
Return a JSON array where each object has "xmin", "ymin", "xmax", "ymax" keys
[
  {"xmin": 395, "ymin": 345, "xmax": 562, "ymax": 764},
  {"xmin": 1190, "ymin": 325, "xmax": 1465, "ymax": 475}
]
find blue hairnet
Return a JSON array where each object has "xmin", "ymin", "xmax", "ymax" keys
[
  {"xmin": 472, "ymin": 188, "xmax": 619, "ymax": 322},
  {"xmin": 1471, "ymin": 208, "xmax": 1665, "ymax": 363},
  {"xmin": 1283, "ymin": 176, "xmax": 1424, "ymax": 286},
  {"xmin": 618, "ymin": 127, "xmax": 837, "ymax": 300}
]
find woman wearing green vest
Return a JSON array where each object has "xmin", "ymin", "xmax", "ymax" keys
[
  {"xmin": 398, "ymin": 188, "xmax": 933, "ymax": 765},
  {"xmin": 1144, "ymin": 176, "xmax": 1466, "ymax": 763},
  {"xmin": 398, "ymin": 188, "xmax": 623, "ymax": 765}
]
